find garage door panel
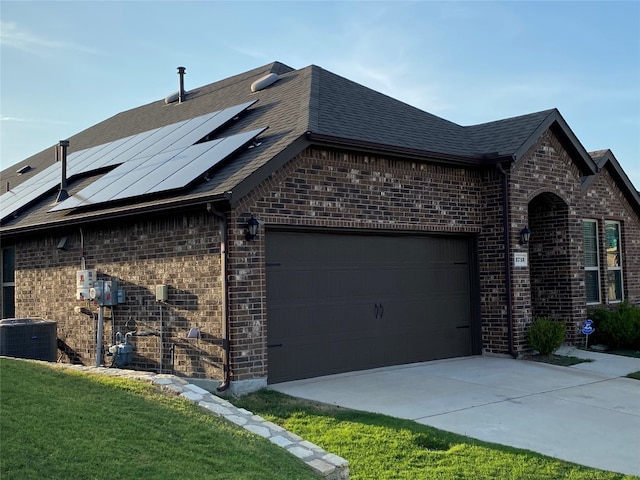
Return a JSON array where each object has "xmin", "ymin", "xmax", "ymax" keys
[{"xmin": 266, "ymin": 231, "xmax": 475, "ymax": 383}]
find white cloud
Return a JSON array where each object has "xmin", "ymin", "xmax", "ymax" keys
[
  {"xmin": 1, "ymin": 116, "xmax": 69, "ymax": 125},
  {"xmin": 0, "ymin": 21, "xmax": 104, "ymax": 56}
]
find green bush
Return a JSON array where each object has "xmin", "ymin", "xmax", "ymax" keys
[
  {"xmin": 585, "ymin": 306, "xmax": 611, "ymax": 346},
  {"xmin": 596, "ymin": 301, "xmax": 640, "ymax": 350},
  {"xmin": 528, "ymin": 317, "xmax": 565, "ymax": 356}
]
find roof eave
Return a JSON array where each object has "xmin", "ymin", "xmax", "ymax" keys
[
  {"xmin": 0, "ymin": 193, "xmax": 231, "ymax": 239},
  {"xmin": 305, "ymin": 132, "xmax": 507, "ymax": 167}
]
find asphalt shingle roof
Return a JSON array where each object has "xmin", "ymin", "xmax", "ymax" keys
[
  {"xmin": 2, "ymin": 61, "xmax": 626, "ymax": 232},
  {"xmin": 467, "ymin": 109, "xmax": 556, "ymax": 157}
]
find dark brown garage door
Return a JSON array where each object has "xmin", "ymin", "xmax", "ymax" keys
[{"xmin": 266, "ymin": 230, "xmax": 476, "ymax": 383}]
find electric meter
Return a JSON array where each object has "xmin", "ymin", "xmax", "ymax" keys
[
  {"xmin": 90, "ymin": 280, "xmax": 104, "ymax": 303},
  {"xmin": 76, "ymin": 269, "xmax": 96, "ymax": 300}
]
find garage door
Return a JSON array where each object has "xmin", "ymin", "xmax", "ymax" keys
[{"xmin": 266, "ymin": 230, "xmax": 476, "ymax": 383}]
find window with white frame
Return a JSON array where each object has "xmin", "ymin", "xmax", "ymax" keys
[
  {"xmin": 605, "ymin": 221, "xmax": 623, "ymax": 302},
  {"xmin": 582, "ymin": 220, "xmax": 601, "ymax": 304}
]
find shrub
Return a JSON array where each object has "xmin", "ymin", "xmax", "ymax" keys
[
  {"xmin": 585, "ymin": 306, "xmax": 611, "ymax": 346},
  {"xmin": 597, "ymin": 301, "xmax": 640, "ymax": 350},
  {"xmin": 528, "ymin": 317, "xmax": 565, "ymax": 356}
]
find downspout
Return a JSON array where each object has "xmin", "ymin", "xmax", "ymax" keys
[
  {"xmin": 207, "ymin": 203, "xmax": 230, "ymax": 391},
  {"xmin": 496, "ymin": 163, "xmax": 517, "ymax": 358}
]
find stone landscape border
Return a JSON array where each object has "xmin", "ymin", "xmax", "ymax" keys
[{"xmin": 30, "ymin": 361, "xmax": 350, "ymax": 480}]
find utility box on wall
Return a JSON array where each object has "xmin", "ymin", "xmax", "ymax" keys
[
  {"xmin": 90, "ymin": 280, "xmax": 120, "ymax": 306},
  {"xmin": 156, "ymin": 284, "xmax": 168, "ymax": 302},
  {"xmin": 76, "ymin": 269, "xmax": 96, "ymax": 300}
]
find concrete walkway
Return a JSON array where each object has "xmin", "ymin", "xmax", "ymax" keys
[{"xmin": 271, "ymin": 348, "xmax": 640, "ymax": 477}]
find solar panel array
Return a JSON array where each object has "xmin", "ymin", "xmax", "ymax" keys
[
  {"xmin": 1, "ymin": 100, "xmax": 259, "ymax": 221},
  {"xmin": 50, "ymin": 127, "xmax": 266, "ymax": 211}
]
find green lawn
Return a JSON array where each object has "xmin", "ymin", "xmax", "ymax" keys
[
  {"xmin": 235, "ymin": 390, "xmax": 638, "ymax": 480},
  {"xmin": 627, "ymin": 371, "xmax": 640, "ymax": 380},
  {"xmin": 0, "ymin": 358, "xmax": 319, "ymax": 480},
  {"xmin": 3, "ymin": 358, "xmax": 637, "ymax": 480}
]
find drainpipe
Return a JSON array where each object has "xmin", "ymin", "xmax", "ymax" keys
[
  {"xmin": 207, "ymin": 203, "xmax": 230, "ymax": 391},
  {"xmin": 496, "ymin": 163, "xmax": 517, "ymax": 358}
]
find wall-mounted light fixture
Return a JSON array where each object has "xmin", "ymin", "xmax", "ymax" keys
[
  {"xmin": 245, "ymin": 215, "xmax": 260, "ymax": 241},
  {"xmin": 519, "ymin": 226, "xmax": 531, "ymax": 245}
]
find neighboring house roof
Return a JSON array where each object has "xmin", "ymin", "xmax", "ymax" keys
[
  {"xmin": 0, "ymin": 61, "xmax": 631, "ymax": 234},
  {"xmin": 584, "ymin": 149, "xmax": 640, "ymax": 216}
]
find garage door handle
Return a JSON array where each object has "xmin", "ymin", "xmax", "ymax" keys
[
  {"xmin": 456, "ymin": 325, "xmax": 470, "ymax": 329},
  {"xmin": 374, "ymin": 304, "xmax": 384, "ymax": 319},
  {"xmin": 380, "ymin": 304, "xmax": 384, "ymax": 319},
  {"xmin": 267, "ymin": 343, "xmax": 283, "ymax": 348},
  {"xmin": 374, "ymin": 304, "xmax": 379, "ymax": 318}
]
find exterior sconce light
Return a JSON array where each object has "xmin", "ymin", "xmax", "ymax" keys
[
  {"xmin": 519, "ymin": 226, "xmax": 531, "ymax": 245},
  {"xmin": 245, "ymin": 215, "xmax": 259, "ymax": 241}
]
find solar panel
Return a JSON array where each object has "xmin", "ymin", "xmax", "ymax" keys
[
  {"xmin": 49, "ymin": 155, "xmax": 151, "ymax": 210},
  {"xmin": 50, "ymin": 127, "xmax": 266, "ymax": 211},
  {"xmin": 2, "ymin": 100, "xmax": 259, "ymax": 222},
  {"xmin": 115, "ymin": 143, "xmax": 222, "ymax": 197},
  {"xmin": 146, "ymin": 128, "xmax": 266, "ymax": 194},
  {"xmin": 67, "ymin": 142, "xmax": 117, "ymax": 172},
  {"xmin": 0, "ymin": 163, "xmax": 60, "ymax": 220},
  {"xmin": 72, "ymin": 100, "xmax": 256, "ymax": 175},
  {"xmin": 76, "ymin": 127, "xmax": 163, "ymax": 171}
]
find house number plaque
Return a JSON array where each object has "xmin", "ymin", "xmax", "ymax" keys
[{"xmin": 514, "ymin": 252, "xmax": 528, "ymax": 268}]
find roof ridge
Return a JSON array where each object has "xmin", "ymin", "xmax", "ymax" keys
[{"xmin": 466, "ymin": 108, "xmax": 557, "ymax": 129}]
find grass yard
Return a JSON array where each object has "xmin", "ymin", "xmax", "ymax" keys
[
  {"xmin": 0, "ymin": 358, "xmax": 319, "ymax": 480},
  {"xmin": 627, "ymin": 371, "xmax": 640, "ymax": 381},
  {"xmin": 235, "ymin": 389, "xmax": 638, "ymax": 480}
]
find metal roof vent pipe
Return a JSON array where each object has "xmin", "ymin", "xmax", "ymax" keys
[
  {"xmin": 177, "ymin": 66, "xmax": 186, "ymax": 103},
  {"xmin": 54, "ymin": 140, "xmax": 70, "ymax": 203}
]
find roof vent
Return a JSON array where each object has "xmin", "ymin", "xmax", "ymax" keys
[
  {"xmin": 54, "ymin": 140, "xmax": 70, "ymax": 204},
  {"xmin": 177, "ymin": 66, "xmax": 186, "ymax": 103},
  {"xmin": 16, "ymin": 165, "xmax": 32, "ymax": 175},
  {"xmin": 165, "ymin": 66, "xmax": 188, "ymax": 104},
  {"xmin": 251, "ymin": 73, "xmax": 279, "ymax": 93}
]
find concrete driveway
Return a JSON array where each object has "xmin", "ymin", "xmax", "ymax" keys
[{"xmin": 271, "ymin": 347, "xmax": 640, "ymax": 476}]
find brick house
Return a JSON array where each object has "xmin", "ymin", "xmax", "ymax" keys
[{"xmin": 2, "ymin": 62, "xmax": 638, "ymax": 394}]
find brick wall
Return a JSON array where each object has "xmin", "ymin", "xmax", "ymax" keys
[
  {"xmin": 229, "ymin": 147, "xmax": 483, "ymax": 380},
  {"xmin": 13, "ymin": 212, "xmax": 225, "ymax": 379},
  {"xmin": 581, "ymin": 166, "xmax": 640, "ymax": 305},
  {"xmin": 478, "ymin": 167, "xmax": 510, "ymax": 354},
  {"xmin": 510, "ymin": 130, "xmax": 597, "ymax": 347},
  {"xmin": 8, "ymin": 138, "xmax": 638, "ymax": 383}
]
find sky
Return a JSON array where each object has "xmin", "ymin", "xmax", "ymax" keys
[{"xmin": 1, "ymin": 1, "xmax": 639, "ymax": 189}]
